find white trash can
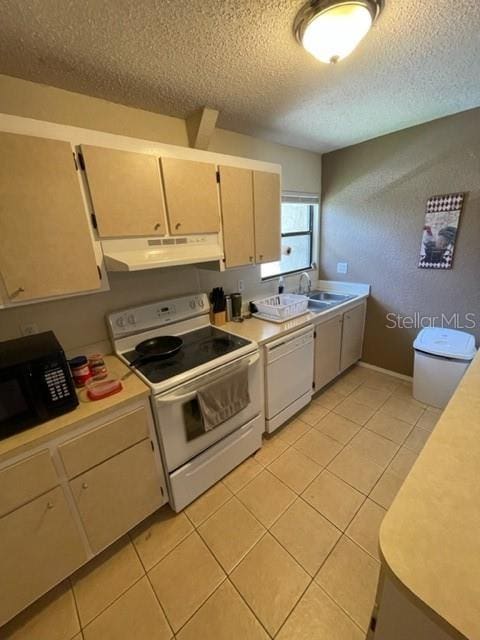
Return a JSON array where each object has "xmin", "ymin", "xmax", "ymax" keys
[{"xmin": 413, "ymin": 327, "xmax": 476, "ymax": 409}]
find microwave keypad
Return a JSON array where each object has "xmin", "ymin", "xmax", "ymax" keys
[{"xmin": 45, "ymin": 367, "xmax": 70, "ymax": 402}]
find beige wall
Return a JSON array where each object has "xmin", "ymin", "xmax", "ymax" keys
[
  {"xmin": 321, "ymin": 107, "xmax": 480, "ymax": 375},
  {"xmin": 0, "ymin": 74, "xmax": 321, "ymax": 354},
  {"xmin": 0, "ymin": 74, "xmax": 322, "ymax": 192}
]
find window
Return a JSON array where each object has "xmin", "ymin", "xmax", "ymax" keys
[{"xmin": 261, "ymin": 194, "xmax": 318, "ymax": 279}]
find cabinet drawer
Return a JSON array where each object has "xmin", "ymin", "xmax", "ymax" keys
[
  {"xmin": 70, "ymin": 439, "xmax": 163, "ymax": 552},
  {"xmin": 0, "ymin": 450, "xmax": 58, "ymax": 517},
  {"xmin": 0, "ymin": 486, "xmax": 87, "ymax": 626},
  {"xmin": 58, "ymin": 407, "xmax": 150, "ymax": 479}
]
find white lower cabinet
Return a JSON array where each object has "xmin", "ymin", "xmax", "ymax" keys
[
  {"xmin": 0, "ymin": 399, "xmax": 167, "ymax": 627},
  {"xmin": 0, "ymin": 486, "xmax": 87, "ymax": 626},
  {"xmin": 314, "ymin": 315, "xmax": 344, "ymax": 391},
  {"xmin": 70, "ymin": 439, "xmax": 164, "ymax": 553},
  {"xmin": 340, "ymin": 302, "xmax": 367, "ymax": 371},
  {"xmin": 313, "ymin": 300, "xmax": 367, "ymax": 392}
]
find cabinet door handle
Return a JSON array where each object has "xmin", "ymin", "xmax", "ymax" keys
[
  {"xmin": 249, "ymin": 256, "xmax": 254, "ymax": 262},
  {"xmin": 47, "ymin": 501, "xmax": 54, "ymax": 509},
  {"xmin": 82, "ymin": 482, "xmax": 88, "ymax": 489},
  {"xmin": 175, "ymin": 223, "xmax": 181, "ymax": 230},
  {"xmin": 259, "ymin": 254, "xmax": 263, "ymax": 260},
  {"xmin": 154, "ymin": 223, "xmax": 161, "ymax": 230},
  {"xmin": 10, "ymin": 286, "xmax": 25, "ymax": 298}
]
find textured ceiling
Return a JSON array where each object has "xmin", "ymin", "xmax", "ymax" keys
[{"xmin": 1, "ymin": 0, "xmax": 479, "ymax": 152}]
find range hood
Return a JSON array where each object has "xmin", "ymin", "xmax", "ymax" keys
[{"xmin": 102, "ymin": 236, "xmax": 223, "ymax": 272}]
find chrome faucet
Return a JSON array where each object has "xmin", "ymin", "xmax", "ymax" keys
[{"xmin": 298, "ymin": 271, "xmax": 311, "ymax": 295}]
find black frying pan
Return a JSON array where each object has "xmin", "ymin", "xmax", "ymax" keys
[{"xmin": 129, "ymin": 335, "xmax": 183, "ymax": 368}]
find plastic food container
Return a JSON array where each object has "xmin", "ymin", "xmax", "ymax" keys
[
  {"xmin": 85, "ymin": 376, "xmax": 123, "ymax": 401},
  {"xmin": 69, "ymin": 355, "xmax": 93, "ymax": 388},
  {"xmin": 88, "ymin": 353, "xmax": 108, "ymax": 379}
]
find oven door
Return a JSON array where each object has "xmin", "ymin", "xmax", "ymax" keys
[{"xmin": 154, "ymin": 351, "xmax": 261, "ymax": 472}]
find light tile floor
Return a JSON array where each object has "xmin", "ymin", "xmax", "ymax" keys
[{"xmin": 2, "ymin": 365, "xmax": 442, "ymax": 640}]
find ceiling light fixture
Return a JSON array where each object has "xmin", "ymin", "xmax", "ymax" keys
[{"xmin": 294, "ymin": 0, "xmax": 384, "ymax": 64}]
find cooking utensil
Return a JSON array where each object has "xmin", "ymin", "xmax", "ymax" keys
[{"xmin": 129, "ymin": 335, "xmax": 183, "ymax": 368}]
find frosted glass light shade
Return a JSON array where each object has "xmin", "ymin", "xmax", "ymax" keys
[{"xmin": 301, "ymin": 3, "xmax": 373, "ymax": 64}]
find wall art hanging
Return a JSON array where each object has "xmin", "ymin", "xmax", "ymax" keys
[{"xmin": 418, "ymin": 192, "xmax": 465, "ymax": 269}]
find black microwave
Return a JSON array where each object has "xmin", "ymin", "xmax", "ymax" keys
[{"xmin": 0, "ymin": 331, "xmax": 78, "ymax": 440}]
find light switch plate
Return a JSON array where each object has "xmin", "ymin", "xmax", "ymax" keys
[
  {"xmin": 238, "ymin": 279, "xmax": 245, "ymax": 292},
  {"xmin": 337, "ymin": 262, "xmax": 348, "ymax": 274}
]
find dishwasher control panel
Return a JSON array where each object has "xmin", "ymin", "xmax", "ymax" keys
[{"xmin": 265, "ymin": 326, "xmax": 314, "ymax": 360}]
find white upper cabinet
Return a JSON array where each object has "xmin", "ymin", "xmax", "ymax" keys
[
  {"xmin": 253, "ymin": 170, "xmax": 281, "ymax": 264},
  {"xmin": 0, "ymin": 132, "xmax": 100, "ymax": 303},
  {"xmin": 160, "ymin": 157, "xmax": 221, "ymax": 235},
  {"xmin": 81, "ymin": 145, "xmax": 168, "ymax": 238},
  {"xmin": 0, "ymin": 116, "xmax": 282, "ymax": 300},
  {"xmin": 218, "ymin": 166, "xmax": 281, "ymax": 269},
  {"xmin": 218, "ymin": 165, "xmax": 255, "ymax": 268}
]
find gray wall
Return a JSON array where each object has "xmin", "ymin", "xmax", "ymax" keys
[{"xmin": 321, "ymin": 108, "xmax": 480, "ymax": 375}]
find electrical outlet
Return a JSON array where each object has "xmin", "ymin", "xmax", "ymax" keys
[
  {"xmin": 20, "ymin": 322, "xmax": 38, "ymax": 336},
  {"xmin": 337, "ymin": 262, "xmax": 348, "ymax": 274},
  {"xmin": 238, "ymin": 279, "xmax": 245, "ymax": 293}
]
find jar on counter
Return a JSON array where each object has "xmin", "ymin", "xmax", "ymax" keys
[
  {"xmin": 88, "ymin": 354, "xmax": 108, "ymax": 379},
  {"xmin": 69, "ymin": 355, "xmax": 92, "ymax": 388}
]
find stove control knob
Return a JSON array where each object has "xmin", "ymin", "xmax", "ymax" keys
[
  {"xmin": 116, "ymin": 316, "xmax": 126, "ymax": 329},
  {"xmin": 197, "ymin": 298, "xmax": 205, "ymax": 308},
  {"xmin": 127, "ymin": 314, "xmax": 136, "ymax": 325},
  {"xmin": 189, "ymin": 300, "xmax": 196, "ymax": 309}
]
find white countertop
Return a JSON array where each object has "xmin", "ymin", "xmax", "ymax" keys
[
  {"xmin": 380, "ymin": 349, "xmax": 480, "ymax": 639},
  {"xmin": 224, "ymin": 281, "xmax": 369, "ymax": 345},
  {"xmin": 0, "ymin": 356, "xmax": 149, "ymax": 463}
]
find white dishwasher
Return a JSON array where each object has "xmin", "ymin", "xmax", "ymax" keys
[{"xmin": 264, "ymin": 325, "xmax": 314, "ymax": 433}]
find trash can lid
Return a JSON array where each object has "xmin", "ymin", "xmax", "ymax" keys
[{"xmin": 413, "ymin": 327, "xmax": 476, "ymax": 360}]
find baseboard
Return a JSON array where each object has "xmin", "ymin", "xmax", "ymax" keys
[{"xmin": 358, "ymin": 360, "xmax": 413, "ymax": 382}]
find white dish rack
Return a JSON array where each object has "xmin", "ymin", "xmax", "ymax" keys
[{"xmin": 252, "ymin": 293, "xmax": 310, "ymax": 323}]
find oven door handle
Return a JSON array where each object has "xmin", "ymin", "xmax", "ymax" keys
[{"xmin": 156, "ymin": 351, "xmax": 259, "ymax": 406}]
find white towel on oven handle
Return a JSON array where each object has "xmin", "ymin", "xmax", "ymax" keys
[{"xmin": 196, "ymin": 364, "xmax": 250, "ymax": 431}]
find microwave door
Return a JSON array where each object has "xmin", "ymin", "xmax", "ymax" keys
[{"xmin": 0, "ymin": 368, "xmax": 40, "ymax": 438}]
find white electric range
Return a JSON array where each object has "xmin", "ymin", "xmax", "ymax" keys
[{"xmin": 108, "ymin": 294, "xmax": 264, "ymax": 511}]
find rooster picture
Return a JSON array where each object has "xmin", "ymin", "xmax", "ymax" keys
[{"xmin": 418, "ymin": 194, "xmax": 463, "ymax": 270}]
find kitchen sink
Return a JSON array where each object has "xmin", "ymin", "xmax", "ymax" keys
[
  {"xmin": 307, "ymin": 299, "xmax": 331, "ymax": 310},
  {"xmin": 307, "ymin": 290, "xmax": 356, "ymax": 313},
  {"xmin": 309, "ymin": 291, "xmax": 354, "ymax": 302}
]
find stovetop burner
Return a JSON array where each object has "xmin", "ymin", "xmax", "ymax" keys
[
  {"xmin": 123, "ymin": 326, "xmax": 251, "ymax": 384},
  {"xmin": 197, "ymin": 336, "xmax": 233, "ymax": 356}
]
